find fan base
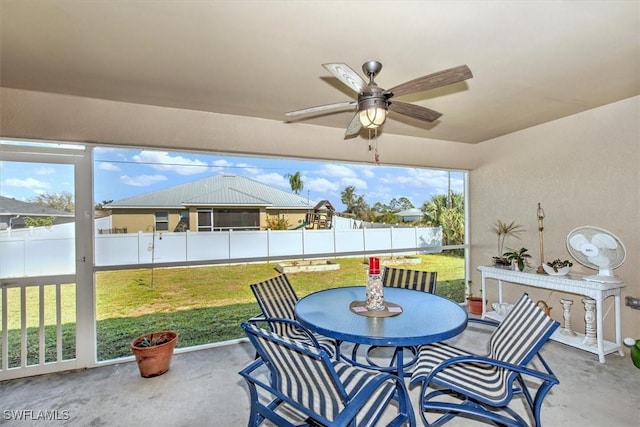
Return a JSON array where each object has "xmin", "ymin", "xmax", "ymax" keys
[{"xmin": 582, "ymin": 275, "xmax": 624, "ymax": 284}]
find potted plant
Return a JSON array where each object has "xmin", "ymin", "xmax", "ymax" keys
[
  {"xmin": 503, "ymin": 247, "xmax": 531, "ymax": 271},
  {"xmin": 491, "ymin": 220, "xmax": 525, "ymax": 267},
  {"xmin": 131, "ymin": 330, "xmax": 178, "ymax": 378},
  {"xmin": 466, "ymin": 280, "xmax": 485, "ymax": 315}
]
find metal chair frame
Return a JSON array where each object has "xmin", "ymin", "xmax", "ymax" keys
[
  {"xmin": 240, "ymin": 320, "xmax": 416, "ymax": 427},
  {"xmin": 410, "ymin": 293, "xmax": 560, "ymax": 427}
]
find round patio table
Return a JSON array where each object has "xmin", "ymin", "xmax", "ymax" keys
[{"xmin": 295, "ymin": 286, "xmax": 468, "ymax": 377}]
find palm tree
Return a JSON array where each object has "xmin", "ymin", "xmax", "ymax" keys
[
  {"xmin": 422, "ymin": 192, "xmax": 465, "ymax": 245},
  {"xmin": 285, "ymin": 171, "xmax": 303, "ymax": 194}
]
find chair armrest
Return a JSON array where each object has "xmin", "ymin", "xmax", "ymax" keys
[
  {"xmin": 467, "ymin": 317, "xmax": 500, "ymax": 328},
  {"xmin": 410, "ymin": 353, "xmax": 559, "ymax": 388}
]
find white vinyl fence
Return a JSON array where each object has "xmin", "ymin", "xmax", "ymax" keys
[{"xmin": 0, "ymin": 223, "xmax": 442, "ymax": 278}]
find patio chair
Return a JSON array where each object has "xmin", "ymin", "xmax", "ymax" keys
[
  {"xmin": 355, "ymin": 267, "xmax": 438, "ymax": 374},
  {"xmin": 249, "ymin": 273, "xmax": 337, "ymax": 356},
  {"xmin": 410, "ymin": 293, "xmax": 560, "ymax": 427},
  {"xmin": 240, "ymin": 320, "xmax": 416, "ymax": 427},
  {"xmin": 382, "ymin": 267, "xmax": 437, "ymax": 293}
]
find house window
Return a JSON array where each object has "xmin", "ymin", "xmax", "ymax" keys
[
  {"xmin": 175, "ymin": 210, "xmax": 189, "ymax": 232},
  {"xmin": 196, "ymin": 208, "xmax": 259, "ymax": 231},
  {"xmin": 197, "ymin": 209, "xmax": 213, "ymax": 232},
  {"xmin": 155, "ymin": 211, "xmax": 169, "ymax": 231}
]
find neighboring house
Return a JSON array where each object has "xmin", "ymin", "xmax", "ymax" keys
[
  {"xmin": 105, "ymin": 174, "xmax": 317, "ymax": 232},
  {"xmin": 394, "ymin": 208, "xmax": 423, "ymax": 223},
  {"xmin": 0, "ymin": 195, "xmax": 74, "ymax": 230}
]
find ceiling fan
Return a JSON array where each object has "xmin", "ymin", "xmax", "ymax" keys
[{"xmin": 285, "ymin": 60, "xmax": 473, "ymax": 138}]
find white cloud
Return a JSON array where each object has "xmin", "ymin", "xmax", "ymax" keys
[
  {"xmin": 3, "ymin": 177, "xmax": 50, "ymax": 189},
  {"xmin": 236, "ymin": 162, "xmax": 262, "ymax": 175},
  {"xmin": 306, "ymin": 177, "xmax": 340, "ymax": 193},
  {"xmin": 255, "ymin": 172, "xmax": 289, "ymax": 188},
  {"xmin": 341, "ymin": 177, "xmax": 367, "ymax": 190},
  {"xmin": 98, "ymin": 162, "xmax": 121, "ymax": 172},
  {"xmin": 132, "ymin": 151, "xmax": 207, "ymax": 175},
  {"xmin": 120, "ymin": 174, "xmax": 167, "ymax": 187},
  {"xmin": 318, "ymin": 164, "xmax": 357, "ymax": 178}
]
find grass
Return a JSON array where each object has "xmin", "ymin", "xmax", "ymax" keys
[{"xmin": 1, "ymin": 253, "xmax": 465, "ymax": 365}]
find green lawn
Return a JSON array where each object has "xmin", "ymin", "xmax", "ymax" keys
[{"xmin": 2, "ymin": 253, "xmax": 465, "ymax": 364}]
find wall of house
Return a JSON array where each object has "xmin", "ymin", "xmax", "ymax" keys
[
  {"xmin": 470, "ymin": 96, "xmax": 640, "ymax": 343},
  {"xmin": 110, "ymin": 209, "xmax": 179, "ymax": 233}
]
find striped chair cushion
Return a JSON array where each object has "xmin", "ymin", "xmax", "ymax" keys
[
  {"xmin": 250, "ymin": 274, "xmax": 335, "ymax": 355},
  {"xmin": 382, "ymin": 267, "xmax": 437, "ymax": 293},
  {"xmin": 411, "ymin": 293, "xmax": 558, "ymax": 406},
  {"xmin": 247, "ymin": 323, "xmax": 398, "ymax": 425},
  {"xmin": 250, "ymin": 274, "xmax": 298, "ymax": 321}
]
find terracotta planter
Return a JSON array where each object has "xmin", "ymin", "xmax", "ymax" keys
[
  {"xmin": 131, "ymin": 331, "xmax": 178, "ymax": 378},
  {"xmin": 466, "ymin": 297, "xmax": 485, "ymax": 315}
]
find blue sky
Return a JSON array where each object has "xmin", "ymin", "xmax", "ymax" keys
[{"xmin": 2, "ymin": 146, "xmax": 465, "ymax": 212}]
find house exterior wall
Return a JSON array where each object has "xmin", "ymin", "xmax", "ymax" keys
[
  {"xmin": 470, "ymin": 96, "xmax": 640, "ymax": 342},
  {"xmin": 111, "ymin": 207, "xmax": 310, "ymax": 232},
  {"xmin": 110, "ymin": 208, "xmax": 184, "ymax": 232}
]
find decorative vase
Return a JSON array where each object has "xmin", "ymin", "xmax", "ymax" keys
[
  {"xmin": 365, "ymin": 257, "xmax": 384, "ymax": 311},
  {"xmin": 131, "ymin": 331, "xmax": 178, "ymax": 378}
]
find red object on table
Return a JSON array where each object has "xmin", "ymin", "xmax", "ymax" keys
[{"xmin": 369, "ymin": 257, "xmax": 380, "ymax": 274}]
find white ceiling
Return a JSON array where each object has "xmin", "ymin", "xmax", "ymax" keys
[{"xmin": 1, "ymin": 1, "xmax": 638, "ymax": 144}]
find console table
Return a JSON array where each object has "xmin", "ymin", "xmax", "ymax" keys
[{"xmin": 478, "ymin": 265, "xmax": 625, "ymax": 363}]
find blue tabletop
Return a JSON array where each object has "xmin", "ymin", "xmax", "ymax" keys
[{"xmin": 295, "ymin": 286, "xmax": 468, "ymax": 347}]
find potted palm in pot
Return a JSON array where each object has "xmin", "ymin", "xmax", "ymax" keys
[
  {"xmin": 503, "ymin": 247, "xmax": 531, "ymax": 271},
  {"xmin": 492, "ymin": 220, "xmax": 525, "ymax": 267},
  {"xmin": 131, "ymin": 330, "xmax": 178, "ymax": 378}
]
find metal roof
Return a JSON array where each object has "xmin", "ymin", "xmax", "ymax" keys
[
  {"xmin": 0, "ymin": 195, "xmax": 73, "ymax": 217},
  {"xmin": 106, "ymin": 174, "xmax": 315, "ymax": 210}
]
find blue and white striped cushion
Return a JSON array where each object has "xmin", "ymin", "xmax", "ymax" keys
[
  {"xmin": 251, "ymin": 275, "xmax": 335, "ymax": 355},
  {"xmin": 252, "ymin": 325, "xmax": 397, "ymax": 425},
  {"xmin": 382, "ymin": 267, "xmax": 437, "ymax": 293},
  {"xmin": 411, "ymin": 293, "xmax": 557, "ymax": 406}
]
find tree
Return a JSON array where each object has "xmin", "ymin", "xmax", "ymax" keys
[
  {"xmin": 285, "ymin": 171, "xmax": 303, "ymax": 194},
  {"xmin": 341, "ymin": 186, "xmax": 357, "ymax": 213},
  {"xmin": 340, "ymin": 186, "xmax": 372, "ymax": 220},
  {"xmin": 422, "ymin": 191, "xmax": 465, "ymax": 245},
  {"xmin": 29, "ymin": 192, "xmax": 74, "ymax": 213}
]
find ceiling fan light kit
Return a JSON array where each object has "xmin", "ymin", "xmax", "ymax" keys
[{"xmin": 285, "ymin": 60, "xmax": 473, "ymax": 138}]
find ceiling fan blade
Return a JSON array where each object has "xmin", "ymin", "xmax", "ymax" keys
[
  {"xmin": 388, "ymin": 101, "xmax": 442, "ymax": 122},
  {"xmin": 344, "ymin": 112, "xmax": 362, "ymax": 137},
  {"xmin": 285, "ymin": 100, "xmax": 356, "ymax": 117},
  {"xmin": 322, "ymin": 63, "xmax": 366, "ymax": 94},
  {"xmin": 387, "ymin": 65, "xmax": 473, "ymax": 98}
]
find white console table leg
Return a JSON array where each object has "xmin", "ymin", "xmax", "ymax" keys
[
  {"xmin": 615, "ymin": 295, "xmax": 624, "ymax": 357},
  {"xmin": 586, "ymin": 297, "xmax": 603, "ymax": 362}
]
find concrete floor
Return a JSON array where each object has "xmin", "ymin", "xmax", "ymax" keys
[{"xmin": 1, "ymin": 324, "xmax": 639, "ymax": 427}]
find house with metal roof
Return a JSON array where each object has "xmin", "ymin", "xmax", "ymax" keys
[
  {"xmin": 0, "ymin": 195, "xmax": 74, "ymax": 230},
  {"xmin": 105, "ymin": 174, "xmax": 317, "ymax": 232}
]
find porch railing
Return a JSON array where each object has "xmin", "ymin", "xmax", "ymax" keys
[{"xmin": 0, "ymin": 275, "xmax": 76, "ymax": 381}]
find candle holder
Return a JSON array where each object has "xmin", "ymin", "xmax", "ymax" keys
[{"xmin": 365, "ymin": 257, "xmax": 384, "ymax": 311}]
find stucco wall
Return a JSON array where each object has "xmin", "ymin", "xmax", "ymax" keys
[{"xmin": 470, "ymin": 96, "xmax": 640, "ymax": 341}]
